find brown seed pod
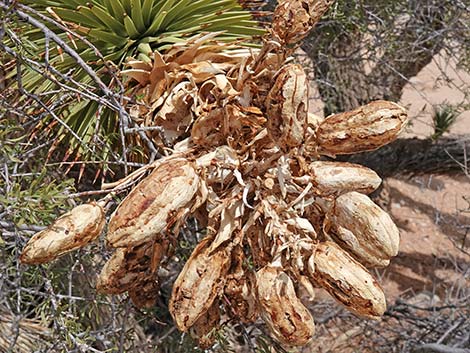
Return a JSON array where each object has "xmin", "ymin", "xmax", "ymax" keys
[
  {"xmin": 309, "ymin": 161, "xmax": 382, "ymax": 196},
  {"xmin": 20, "ymin": 202, "xmax": 105, "ymax": 265},
  {"xmin": 128, "ymin": 277, "xmax": 160, "ymax": 309},
  {"xmin": 189, "ymin": 299, "xmax": 221, "ymax": 349},
  {"xmin": 272, "ymin": 0, "xmax": 334, "ymax": 45},
  {"xmin": 256, "ymin": 266, "xmax": 315, "ymax": 346},
  {"xmin": 224, "ymin": 246, "xmax": 259, "ymax": 323},
  {"xmin": 325, "ymin": 191, "xmax": 399, "ymax": 267},
  {"xmin": 316, "ymin": 100, "xmax": 408, "ymax": 156},
  {"xmin": 96, "ymin": 241, "xmax": 165, "ymax": 294},
  {"xmin": 107, "ymin": 158, "xmax": 199, "ymax": 248},
  {"xmin": 265, "ymin": 64, "xmax": 308, "ymax": 147},
  {"xmin": 308, "ymin": 241, "xmax": 386, "ymax": 319},
  {"xmin": 169, "ymin": 237, "xmax": 232, "ymax": 331}
]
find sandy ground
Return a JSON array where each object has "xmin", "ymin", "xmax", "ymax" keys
[{"xmin": 384, "ymin": 53, "xmax": 469, "ymax": 300}]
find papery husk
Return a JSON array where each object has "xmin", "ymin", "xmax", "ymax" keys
[
  {"xmin": 169, "ymin": 236, "xmax": 232, "ymax": 331},
  {"xmin": 107, "ymin": 158, "xmax": 199, "ymax": 248},
  {"xmin": 316, "ymin": 100, "xmax": 408, "ymax": 155},
  {"xmin": 309, "ymin": 161, "xmax": 381, "ymax": 196},
  {"xmin": 196, "ymin": 145, "xmax": 240, "ymax": 184},
  {"xmin": 309, "ymin": 241, "xmax": 386, "ymax": 318},
  {"xmin": 265, "ymin": 64, "xmax": 308, "ymax": 147},
  {"xmin": 189, "ymin": 299, "xmax": 221, "ymax": 349},
  {"xmin": 272, "ymin": 0, "xmax": 334, "ymax": 45},
  {"xmin": 256, "ymin": 266, "xmax": 315, "ymax": 346},
  {"xmin": 96, "ymin": 241, "xmax": 165, "ymax": 294},
  {"xmin": 325, "ymin": 191, "xmax": 399, "ymax": 267},
  {"xmin": 20, "ymin": 202, "xmax": 105, "ymax": 265},
  {"xmin": 144, "ymin": 81, "xmax": 195, "ymax": 146}
]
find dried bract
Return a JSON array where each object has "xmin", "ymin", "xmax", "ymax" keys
[{"xmin": 20, "ymin": 202, "xmax": 105, "ymax": 264}]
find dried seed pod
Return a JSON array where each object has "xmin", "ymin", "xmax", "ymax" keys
[
  {"xmin": 128, "ymin": 277, "xmax": 159, "ymax": 309},
  {"xmin": 20, "ymin": 202, "xmax": 105, "ymax": 265},
  {"xmin": 309, "ymin": 161, "xmax": 381, "ymax": 196},
  {"xmin": 316, "ymin": 100, "xmax": 408, "ymax": 156},
  {"xmin": 189, "ymin": 299, "xmax": 221, "ymax": 349},
  {"xmin": 107, "ymin": 158, "xmax": 199, "ymax": 248},
  {"xmin": 169, "ymin": 237, "xmax": 232, "ymax": 331},
  {"xmin": 272, "ymin": 0, "xmax": 334, "ymax": 45},
  {"xmin": 266, "ymin": 64, "xmax": 308, "ymax": 147},
  {"xmin": 326, "ymin": 191, "xmax": 399, "ymax": 267},
  {"xmin": 96, "ymin": 242, "xmax": 165, "ymax": 294},
  {"xmin": 256, "ymin": 266, "xmax": 315, "ymax": 346},
  {"xmin": 224, "ymin": 246, "xmax": 259, "ymax": 323},
  {"xmin": 309, "ymin": 242, "xmax": 386, "ymax": 319}
]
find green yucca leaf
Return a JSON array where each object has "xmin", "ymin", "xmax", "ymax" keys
[{"xmin": 5, "ymin": 0, "xmax": 264, "ymax": 166}]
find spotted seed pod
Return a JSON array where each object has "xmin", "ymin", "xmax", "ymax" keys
[
  {"xmin": 20, "ymin": 202, "xmax": 105, "ymax": 265},
  {"xmin": 308, "ymin": 241, "xmax": 386, "ymax": 319},
  {"xmin": 316, "ymin": 100, "xmax": 408, "ymax": 156},
  {"xmin": 265, "ymin": 64, "xmax": 308, "ymax": 147},
  {"xmin": 325, "ymin": 191, "xmax": 399, "ymax": 267},
  {"xmin": 309, "ymin": 161, "xmax": 382, "ymax": 196},
  {"xmin": 272, "ymin": 0, "xmax": 334, "ymax": 45},
  {"xmin": 169, "ymin": 237, "xmax": 232, "ymax": 331},
  {"xmin": 107, "ymin": 158, "xmax": 199, "ymax": 248},
  {"xmin": 256, "ymin": 266, "xmax": 315, "ymax": 346}
]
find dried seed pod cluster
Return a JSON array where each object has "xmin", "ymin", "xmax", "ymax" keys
[{"xmin": 20, "ymin": 0, "xmax": 409, "ymax": 348}]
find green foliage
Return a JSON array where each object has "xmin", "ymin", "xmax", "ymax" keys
[
  {"xmin": 3, "ymin": 0, "xmax": 264, "ymax": 165},
  {"xmin": 431, "ymin": 103, "xmax": 461, "ymax": 140}
]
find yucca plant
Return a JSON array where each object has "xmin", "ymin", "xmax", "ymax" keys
[{"xmin": 3, "ymin": 0, "xmax": 264, "ymax": 168}]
